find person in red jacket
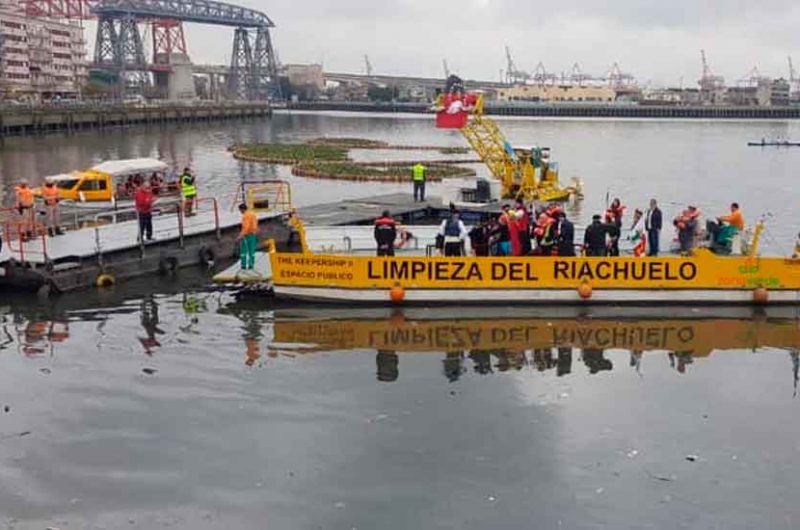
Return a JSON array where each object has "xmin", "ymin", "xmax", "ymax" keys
[
  {"xmin": 515, "ymin": 199, "xmax": 532, "ymax": 255},
  {"xmin": 507, "ymin": 210, "xmax": 523, "ymax": 256},
  {"xmin": 134, "ymin": 182, "xmax": 155, "ymax": 241},
  {"xmin": 374, "ymin": 210, "xmax": 397, "ymax": 256}
]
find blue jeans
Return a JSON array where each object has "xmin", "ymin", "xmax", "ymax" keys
[{"xmin": 647, "ymin": 229, "xmax": 660, "ymax": 256}]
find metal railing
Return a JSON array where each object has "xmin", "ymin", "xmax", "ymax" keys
[
  {"xmin": 1, "ymin": 220, "xmax": 49, "ymax": 264},
  {"xmin": 235, "ymin": 179, "xmax": 292, "ymax": 214},
  {"xmin": 1, "ymin": 195, "xmax": 226, "ymax": 267},
  {"xmin": 92, "ymin": 197, "xmax": 221, "ymax": 266}
]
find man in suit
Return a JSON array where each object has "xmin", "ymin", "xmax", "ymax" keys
[{"xmin": 645, "ymin": 198, "xmax": 663, "ymax": 256}]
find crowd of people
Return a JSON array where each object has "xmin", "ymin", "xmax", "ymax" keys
[
  {"xmin": 374, "ymin": 196, "xmax": 747, "ymax": 258},
  {"xmin": 462, "ymin": 201, "xmax": 577, "ymax": 258},
  {"xmin": 117, "ymin": 172, "xmax": 172, "ymax": 198}
]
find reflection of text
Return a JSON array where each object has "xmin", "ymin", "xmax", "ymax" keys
[{"xmin": 365, "ymin": 324, "xmax": 696, "ymax": 350}]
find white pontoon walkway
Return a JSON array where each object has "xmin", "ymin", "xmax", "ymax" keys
[{"xmin": 0, "ymin": 206, "xmax": 285, "ymax": 266}]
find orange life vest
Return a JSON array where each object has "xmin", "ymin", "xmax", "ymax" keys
[
  {"xmin": 43, "ymin": 185, "xmax": 59, "ymax": 205},
  {"xmin": 16, "ymin": 186, "xmax": 34, "ymax": 208}
]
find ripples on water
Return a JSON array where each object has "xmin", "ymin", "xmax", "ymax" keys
[{"xmin": 1, "ymin": 278, "xmax": 800, "ymax": 529}]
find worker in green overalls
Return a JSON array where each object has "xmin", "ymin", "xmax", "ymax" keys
[
  {"xmin": 180, "ymin": 167, "xmax": 197, "ymax": 217},
  {"xmin": 412, "ymin": 163, "xmax": 427, "ymax": 202}
]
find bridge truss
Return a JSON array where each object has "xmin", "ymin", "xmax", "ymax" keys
[
  {"xmin": 22, "ymin": 0, "xmax": 281, "ymax": 99},
  {"xmin": 91, "ymin": 0, "xmax": 281, "ymax": 99}
]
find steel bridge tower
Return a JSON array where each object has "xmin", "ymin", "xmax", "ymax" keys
[
  {"xmin": 89, "ymin": 0, "xmax": 283, "ymax": 101},
  {"xmin": 94, "ymin": 15, "xmax": 150, "ymax": 91},
  {"xmin": 229, "ymin": 26, "xmax": 281, "ymax": 100}
]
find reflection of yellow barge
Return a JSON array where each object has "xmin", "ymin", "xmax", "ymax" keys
[
  {"xmin": 272, "ymin": 312, "xmax": 800, "ymax": 357},
  {"xmin": 267, "ymin": 242, "xmax": 800, "ymax": 305}
]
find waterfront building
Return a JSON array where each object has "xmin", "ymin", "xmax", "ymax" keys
[
  {"xmin": 769, "ymin": 78, "xmax": 791, "ymax": 106},
  {"xmin": 283, "ymin": 63, "xmax": 324, "ymax": 100},
  {"xmin": 726, "ymin": 78, "xmax": 791, "ymax": 107},
  {"xmin": 0, "ymin": 0, "xmax": 87, "ymax": 101},
  {"xmin": 496, "ymin": 84, "xmax": 617, "ymax": 103},
  {"xmin": 642, "ymin": 87, "xmax": 702, "ymax": 106}
]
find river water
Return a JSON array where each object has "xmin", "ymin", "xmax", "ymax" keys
[{"xmin": 1, "ymin": 113, "xmax": 800, "ymax": 528}]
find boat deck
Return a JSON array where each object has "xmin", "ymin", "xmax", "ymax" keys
[
  {"xmin": 0, "ymin": 207, "xmax": 284, "ymax": 265},
  {"xmin": 297, "ymin": 193, "xmax": 502, "ymax": 226},
  {"xmin": 213, "ymin": 252, "xmax": 273, "ymax": 284}
]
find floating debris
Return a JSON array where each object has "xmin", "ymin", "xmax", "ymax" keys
[
  {"xmin": 366, "ymin": 414, "xmax": 389, "ymax": 423},
  {"xmin": 0, "ymin": 431, "xmax": 31, "ymax": 441},
  {"xmin": 645, "ymin": 470, "xmax": 676, "ymax": 482}
]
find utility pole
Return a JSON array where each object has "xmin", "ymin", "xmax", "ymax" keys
[{"xmin": 442, "ymin": 59, "xmax": 450, "ymax": 79}]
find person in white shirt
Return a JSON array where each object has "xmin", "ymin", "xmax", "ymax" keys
[{"xmin": 438, "ymin": 211, "xmax": 468, "ymax": 256}]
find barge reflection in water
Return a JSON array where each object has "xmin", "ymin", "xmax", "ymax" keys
[
  {"xmin": 263, "ymin": 306, "xmax": 800, "ymax": 384},
  {"xmin": 3, "ymin": 290, "xmax": 800, "ymax": 528}
]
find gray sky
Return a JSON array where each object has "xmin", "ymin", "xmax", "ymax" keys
[{"xmin": 175, "ymin": 0, "xmax": 798, "ymax": 85}]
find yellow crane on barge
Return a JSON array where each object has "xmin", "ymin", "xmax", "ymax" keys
[{"xmin": 434, "ymin": 83, "xmax": 583, "ymax": 203}]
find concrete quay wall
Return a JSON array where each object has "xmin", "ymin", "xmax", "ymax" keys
[
  {"xmin": 285, "ymin": 101, "xmax": 800, "ymax": 119},
  {"xmin": 0, "ymin": 102, "xmax": 272, "ymax": 136}
]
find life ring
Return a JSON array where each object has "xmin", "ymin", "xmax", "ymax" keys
[
  {"xmin": 158, "ymin": 256, "xmax": 179, "ymax": 274},
  {"xmin": 198, "ymin": 246, "xmax": 215, "ymax": 265},
  {"xmin": 96, "ymin": 273, "xmax": 115, "ymax": 288}
]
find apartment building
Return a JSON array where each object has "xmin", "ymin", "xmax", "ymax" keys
[{"xmin": 0, "ymin": 0, "xmax": 87, "ymax": 100}]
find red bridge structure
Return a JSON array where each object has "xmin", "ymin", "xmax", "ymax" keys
[{"xmin": 21, "ymin": 0, "xmax": 281, "ymax": 100}]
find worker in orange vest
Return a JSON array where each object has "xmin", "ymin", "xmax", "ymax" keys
[
  {"xmin": 236, "ymin": 203, "xmax": 258, "ymax": 270},
  {"xmin": 42, "ymin": 181, "xmax": 63, "ymax": 237},
  {"xmin": 15, "ymin": 180, "xmax": 35, "ymax": 240},
  {"xmin": 15, "ymin": 180, "xmax": 34, "ymax": 215}
]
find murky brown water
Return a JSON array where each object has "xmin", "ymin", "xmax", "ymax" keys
[{"xmin": 2, "ymin": 114, "xmax": 800, "ymax": 528}]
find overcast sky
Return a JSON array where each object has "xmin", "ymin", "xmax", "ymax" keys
[{"xmin": 146, "ymin": 0, "xmax": 800, "ymax": 86}]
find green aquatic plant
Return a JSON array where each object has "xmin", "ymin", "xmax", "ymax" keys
[
  {"xmin": 292, "ymin": 161, "xmax": 475, "ymax": 182},
  {"xmin": 306, "ymin": 137, "xmax": 390, "ymax": 149},
  {"xmin": 235, "ymin": 143, "xmax": 349, "ymax": 164}
]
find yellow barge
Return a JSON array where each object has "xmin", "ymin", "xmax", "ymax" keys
[{"xmin": 266, "ymin": 223, "xmax": 800, "ymax": 305}]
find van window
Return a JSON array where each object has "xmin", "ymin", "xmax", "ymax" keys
[
  {"xmin": 55, "ymin": 179, "xmax": 80, "ymax": 190},
  {"xmin": 78, "ymin": 179, "xmax": 108, "ymax": 191}
]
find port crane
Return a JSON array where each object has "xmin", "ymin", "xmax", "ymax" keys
[
  {"xmin": 789, "ymin": 56, "xmax": 799, "ymax": 98},
  {"xmin": 504, "ymin": 46, "xmax": 531, "ymax": 85}
]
